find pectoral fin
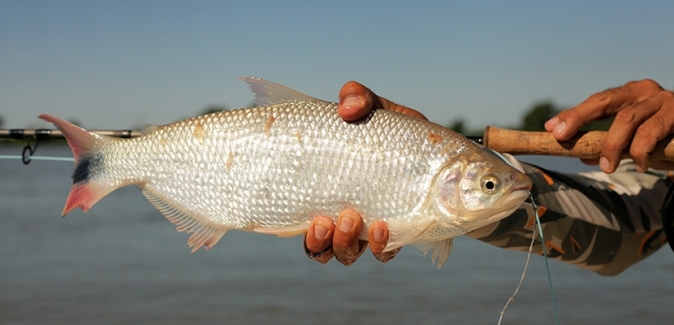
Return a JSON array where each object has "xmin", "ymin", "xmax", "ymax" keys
[
  {"xmin": 384, "ymin": 220, "xmax": 438, "ymax": 252},
  {"xmin": 413, "ymin": 238, "xmax": 454, "ymax": 268}
]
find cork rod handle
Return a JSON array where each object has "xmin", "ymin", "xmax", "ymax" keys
[{"xmin": 483, "ymin": 126, "xmax": 674, "ymax": 161}]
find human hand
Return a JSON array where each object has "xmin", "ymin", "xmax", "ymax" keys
[
  {"xmin": 303, "ymin": 81, "xmax": 420, "ymax": 265},
  {"xmin": 337, "ymin": 81, "xmax": 427, "ymax": 121},
  {"xmin": 304, "ymin": 210, "xmax": 399, "ymax": 266},
  {"xmin": 544, "ymin": 79, "xmax": 674, "ymax": 173}
]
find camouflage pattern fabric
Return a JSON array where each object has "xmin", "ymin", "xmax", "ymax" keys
[{"xmin": 466, "ymin": 160, "xmax": 672, "ymax": 276}]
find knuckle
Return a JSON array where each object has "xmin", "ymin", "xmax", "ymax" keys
[
  {"xmin": 631, "ymin": 127, "xmax": 660, "ymax": 160},
  {"xmin": 344, "ymin": 80, "xmax": 360, "ymax": 87},
  {"xmin": 587, "ymin": 91, "xmax": 610, "ymax": 106},
  {"xmin": 628, "ymin": 145, "xmax": 648, "ymax": 161},
  {"xmin": 334, "ymin": 240, "xmax": 368, "ymax": 266},
  {"xmin": 660, "ymin": 89, "xmax": 674, "ymax": 101},
  {"xmin": 614, "ymin": 107, "xmax": 637, "ymax": 123},
  {"xmin": 562, "ymin": 108, "xmax": 578, "ymax": 120},
  {"xmin": 304, "ymin": 235, "xmax": 334, "ymax": 263},
  {"xmin": 562, "ymin": 108, "xmax": 587, "ymax": 125},
  {"xmin": 602, "ymin": 137, "xmax": 624, "ymax": 153},
  {"xmin": 335, "ymin": 255, "xmax": 355, "ymax": 266},
  {"xmin": 374, "ymin": 247, "xmax": 401, "ymax": 263},
  {"xmin": 636, "ymin": 79, "xmax": 663, "ymax": 92},
  {"xmin": 638, "ymin": 117, "xmax": 668, "ymax": 138}
]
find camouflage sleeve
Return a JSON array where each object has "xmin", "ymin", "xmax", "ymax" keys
[{"xmin": 466, "ymin": 160, "xmax": 672, "ymax": 276}]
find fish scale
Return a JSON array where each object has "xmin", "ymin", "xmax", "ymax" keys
[{"xmin": 39, "ymin": 77, "xmax": 531, "ymax": 266}]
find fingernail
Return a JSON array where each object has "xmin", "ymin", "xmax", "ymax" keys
[
  {"xmin": 599, "ymin": 156, "xmax": 610, "ymax": 172},
  {"xmin": 314, "ymin": 224, "xmax": 328, "ymax": 240},
  {"xmin": 553, "ymin": 121, "xmax": 566, "ymax": 135},
  {"xmin": 545, "ymin": 117, "xmax": 559, "ymax": 130},
  {"xmin": 341, "ymin": 95, "xmax": 364, "ymax": 109},
  {"xmin": 635, "ymin": 164, "xmax": 645, "ymax": 173},
  {"xmin": 338, "ymin": 216, "xmax": 353, "ymax": 233},
  {"xmin": 373, "ymin": 227, "xmax": 385, "ymax": 242}
]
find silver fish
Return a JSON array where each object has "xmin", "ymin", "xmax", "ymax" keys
[{"xmin": 40, "ymin": 77, "xmax": 532, "ymax": 266}]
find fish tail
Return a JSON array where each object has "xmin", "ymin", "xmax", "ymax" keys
[{"xmin": 39, "ymin": 114, "xmax": 118, "ymax": 216}]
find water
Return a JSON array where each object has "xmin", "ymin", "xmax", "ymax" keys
[{"xmin": 1, "ymin": 145, "xmax": 673, "ymax": 324}]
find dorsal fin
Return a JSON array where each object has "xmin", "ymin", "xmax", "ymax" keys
[
  {"xmin": 140, "ymin": 124, "xmax": 159, "ymax": 135},
  {"xmin": 238, "ymin": 76, "xmax": 322, "ymax": 106}
]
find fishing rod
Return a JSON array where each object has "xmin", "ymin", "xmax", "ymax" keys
[
  {"xmin": 0, "ymin": 128, "xmax": 141, "ymax": 139},
  {"xmin": 3, "ymin": 127, "xmax": 674, "ymax": 164},
  {"xmin": 0, "ymin": 128, "xmax": 141, "ymax": 165},
  {"xmin": 483, "ymin": 126, "xmax": 674, "ymax": 161}
]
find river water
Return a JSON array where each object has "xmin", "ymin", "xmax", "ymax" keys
[{"xmin": 1, "ymin": 145, "xmax": 673, "ymax": 324}]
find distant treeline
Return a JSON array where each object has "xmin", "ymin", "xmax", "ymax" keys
[{"xmin": 0, "ymin": 101, "xmax": 613, "ymax": 133}]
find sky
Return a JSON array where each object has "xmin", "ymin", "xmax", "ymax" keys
[{"xmin": 1, "ymin": 1, "xmax": 673, "ymax": 130}]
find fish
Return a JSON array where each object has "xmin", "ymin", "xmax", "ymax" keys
[{"xmin": 40, "ymin": 77, "xmax": 532, "ymax": 266}]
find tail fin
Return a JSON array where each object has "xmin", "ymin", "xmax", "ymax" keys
[{"xmin": 39, "ymin": 114, "xmax": 117, "ymax": 216}]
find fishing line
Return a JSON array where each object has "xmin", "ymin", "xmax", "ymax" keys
[
  {"xmin": 533, "ymin": 192, "xmax": 561, "ymax": 325},
  {"xmin": 497, "ymin": 194, "xmax": 560, "ymax": 325},
  {"xmin": 486, "ymin": 150, "xmax": 560, "ymax": 325},
  {"xmin": 1, "ymin": 135, "xmax": 75, "ymax": 164},
  {"xmin": 0, "ymin": 155, "xmax": 74, "ymax": 162},
  {"xmin": 497, "ymin": 210, "xmax": 537, "ymax": 325}
]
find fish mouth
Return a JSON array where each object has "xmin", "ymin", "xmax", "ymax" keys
[
  {"xmin": 501, "ymin": 180, "xmax": 533, "ymax": 208},
  {"xmin": 511, "ymin": 183, "xmax": 532, "ymax": 192},
  {"xmin": 507, "ymin": 173, "xmax": 533, "ymax": 198}
]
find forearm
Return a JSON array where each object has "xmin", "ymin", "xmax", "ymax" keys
[{"xmin": 466, "ymin": 161, "xmax": 671, "ymax": 276}]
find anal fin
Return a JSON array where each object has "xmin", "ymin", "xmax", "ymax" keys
[{"xmin": 140, "ymin": 185, "xmax": 227, "ymax": 252}]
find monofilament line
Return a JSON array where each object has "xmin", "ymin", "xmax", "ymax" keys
[
  {"xmin": 0, "ymin": 155, "xmax": 75, "ymax": 162},
  {"xmin": 497, "ymin": 193, "xmax": 560, "ymax": 325},
  {"xmin": 497, "ymin": 216, "xmax": 537, "ymax": 325},
  {"xmin": 535, "ymin": 193, "xmax": 560, "ymax": 325}
]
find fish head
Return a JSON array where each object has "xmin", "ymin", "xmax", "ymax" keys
[{"xmin": 434, "ymin": 151, "xmax": 532, "ymax": 227}]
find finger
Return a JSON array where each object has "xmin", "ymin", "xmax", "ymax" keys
[
  {"xmin": 629, "ymin": 91, "xmax": 674, "ymax": 171},
  {"xmin": 367, "ymin": 220, "xmax": 389, "ymax": 254},
  {"xmin": 338, "ymin": 81, "xmax": 374, "ymax": 121},
  {"xmin": 368, "ymin": 221, "xmax": 401, "ymax": 263},
  {"xmin": 648, "ymin": 159, "xmax": 674, "ymax": 171},
  {"xmin": 544, "ymin": 86, "xmax": 632, "ymax": 140},
  {"xmin": 600, "ymin": 99, "xmax": 661, "ymax": 173},
  {"xmin": 338, "ymin": 81, "xmax": 427, "ymax": 121},
  {"xmin": 373, "ymin": 96, "xmax": 427, "ymax": 120},
  {"xmin": 303, "ymin": 216, "xmax": 336, "ymax": 264},
  {"xmin": 333, "ymin": 209, "xmax": 368, "ymax": 266},
  {"xmin": 545, "ymin": 79, "xmax": 664, "ymax": 141},
  {"xmin": 580, "ymin": 158, "xmax": 600, "ymax": 166}
]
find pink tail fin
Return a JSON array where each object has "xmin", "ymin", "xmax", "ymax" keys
[{"xmin": 39, "ymin": 114, "xmax": 116, "ymax": 216}]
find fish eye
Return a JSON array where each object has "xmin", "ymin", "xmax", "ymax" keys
[{"xmin": 481, "ymin": 175, "xmax": 499, "ymax": 193}]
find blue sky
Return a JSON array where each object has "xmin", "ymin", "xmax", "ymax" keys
[{"xmin": 1, "ymin": 1, "xmax": 673, "ymax": 130}]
